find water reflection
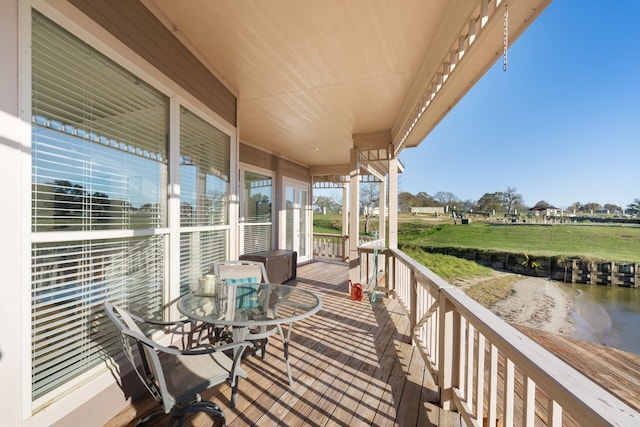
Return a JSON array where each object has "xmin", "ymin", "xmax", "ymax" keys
[{"xmin": 569, "ymin": 283, "xmax": 640, "ymax": 354}]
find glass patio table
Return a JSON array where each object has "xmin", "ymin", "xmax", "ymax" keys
[{"xmin": 177, "ymin": 281, "xmax": 322, "ymax": 384}]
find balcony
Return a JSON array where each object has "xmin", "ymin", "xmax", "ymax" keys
[{"xmin": 107, "ymin": 255, "xmax": 640, "ymax": 426}]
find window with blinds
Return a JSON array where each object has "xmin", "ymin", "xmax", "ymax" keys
[
  {"xmin": 180, "ymin": 107, "xmax": 230, "ymax": 227},
  {"xmin": 179, "ymin": 230, "xmax": 227, "ymax": 295},
  {"xmin": 31, "ymin": 236, "xmax": 165, "ymax": 399},
  {"xmin": 32, "ymin": 11, "xmax": 168, "ymax": 232},
  {"xmin": 242, "ymin": 170, "xmax": 273, "ymax": 253},
  {"xmin": 31, "ymin": 11, "xmax": 169, "ymax": 400}
]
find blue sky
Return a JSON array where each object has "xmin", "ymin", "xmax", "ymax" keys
[{"xmin": 399, "ymin": 0, "xmax": 640, "ymax": 210}]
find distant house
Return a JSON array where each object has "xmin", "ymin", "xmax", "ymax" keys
[
  {"xmin": 528, "ymin": 201, "xmax": 563, "ymax": 217},
  {"xmin": 410, "ymin": 206, "xmax": 446, "ymax": 215},
  {"xmin": 362, "ymin": 206, "xmax": 389, "ymax": 217}
]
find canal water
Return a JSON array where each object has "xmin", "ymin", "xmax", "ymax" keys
[{"xmin": 568, "ymin": 283, "xmax": 640, "ymax": 354}]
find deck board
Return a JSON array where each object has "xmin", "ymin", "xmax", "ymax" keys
[{"xmin": 513, "ymin": 324, "xmax": 640, "ymax": 413}]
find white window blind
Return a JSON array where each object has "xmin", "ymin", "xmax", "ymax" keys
[
  {"xmin": 242, "ymin": 170, "xmax": 273, "ymax": 253},
  {"xmin": 180, "ymin": 107, "xmax": 230, "ymax": 226},
  {"xmin": 31, "ymin": 11, "xmax": 169, "ymax": 400},
  {"xmin": 180, "ymin": 230, "xmax": 227, "ymax": 294},
  {"xmin": 32, "ymin": 11, "xmax": 168, "ymax": 232},
  {"xmin": 31, "ymin": 236, "xmax": 165, "ymax": 399},
  {"xmin": 244, "ymin": 224, "xmax": 272, "ymax": 254}
]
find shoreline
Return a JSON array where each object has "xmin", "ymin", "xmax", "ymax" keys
[{"xmin": 490, "ymin": 276, "xmax": 580, "ymax": 336}]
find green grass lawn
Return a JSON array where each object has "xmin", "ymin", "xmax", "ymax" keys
[
  {"xmin": 313, "ymin": 215, "xmax": 640, "ymax": 261},
  {"xmin": 402, "ymin": 246, "xmax": 518, "ymax": 307},
  {"xmin": 399, "ymin": 221, "xmax": 640, "ymax": 262},
  {"xmin": 402, "ymin": 246, "xmax": 494, "ymax": 281},
  {"xmin": 312, "ymin": 214, "xmax": 342, "ymax": 234}
]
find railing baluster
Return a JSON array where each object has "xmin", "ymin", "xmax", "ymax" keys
[
  {"xmin": 476, "ymin": 334, "xmax": 486, "ymax": 425},
  {"xmin": 523, "ymin": 376, "xmax": 536, "ymax": 427},
  {"xmin": 488, "ymin": 343, "xmax": 498, "ymax": 427},
  {"xmin": 458, "ymin": 317, "xmax": 467, "ymax": 400},
  {"xmin": 548, "ymin": 400, "xmax": 562, "ymax": 426},
  {"xmin": 503, "ymin": 358, "xmax": 515, "ymax": 427},
  {"xmin": 466, "ymin": 324, "xmax": 475, "ymax": 406},
  {"xmin": 438, "ymin": 294, "xmax": 453, "ymax": 410}
]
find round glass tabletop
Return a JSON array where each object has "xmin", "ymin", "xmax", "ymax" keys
[{"xmin": 177, "ymin": 282, "xmax": 322, "ymax": 327}]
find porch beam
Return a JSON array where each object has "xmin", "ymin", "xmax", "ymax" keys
[{"xmin": 309, "ymin": 164, "xmax": 350, "ymax": 176}]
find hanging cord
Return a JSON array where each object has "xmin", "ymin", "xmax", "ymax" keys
[
  {"xmin": 369, "ymin": 248, "xmax": 379, "ymax": 304},
  {"xmin": 503, "ymin": 4, "xmax": 509, "ymax": 72}
]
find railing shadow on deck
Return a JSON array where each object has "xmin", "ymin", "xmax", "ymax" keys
[
  {"xmin": 297, "ymin": 263, "xmax": 447, "ymax": 425},
  {"xmin": 358, "ymin": 246, "xmax": 640, "ymax": 427}
]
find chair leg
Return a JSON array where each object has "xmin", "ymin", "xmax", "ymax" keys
[
  {"xmin": 230, "ymin": 379, "xmax": 239, "ymax": 408},
  {"xmin": 135, "ymin": 407, "xmax": 166, "ymax": 426},
  {"xmin": 168, "ymin": 401, "xmax": 226, "ymax": 427},
  {"xmin": 283, "ymin": 340, "xmax": 293, "ymax": 386},
  {"xmin": 260, "ymin": 337, "xmax": 268, "ymax": 359},
  {"xmin": 277, "ymin": 324, "xmax": 294, "ymax": 386}
]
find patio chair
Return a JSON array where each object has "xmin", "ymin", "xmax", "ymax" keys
[
  {"xmin": 103, "ymin": 301, "xmax": 252, "ymax": 426},
  {"xmin": 214, "ymin": 259, "xmax": 269, "ymax": 284},
  {"xmin": 212, "ymin": 260, "xmax": 273, "ymax": 350},
  {"xmin": 213, "ymin": 260, "xmax": 293, "ymax": 385}
]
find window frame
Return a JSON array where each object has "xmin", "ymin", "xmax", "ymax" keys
[{"xmin": 25, "ymin": 1, "xmax": 238, "ymax": 414}]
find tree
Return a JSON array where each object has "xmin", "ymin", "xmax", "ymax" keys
[
  {"xmin": 476, "ymin": 192, "xmax": 502, "ymax": 214},
  {"xmin": 415, "ymin": 191, "xmax": 439, "ymax": 207},
  {"xmin": 53, "ymin": 179, "xmax": 85, "ymax": 219},
  {"xmin": 627, "ymin": 199, "xmax": 640, "ymax": 216},
  {"xmin": 460, "ymin": 199, "xmax": 475, "ymax": 212},
  {"xmin": 433, "ymin": 191, "xmax": 460, "ymax": 207},
  {"xmin": 499, "ymin": 186, "xmax": 524, "ymax": 214},
  {"xmin": 568, "ymin": 201, "xmax": 583, "ymax": 213},
  {"xmin": 398, "ymin": 192, "xmax": 416, "ymax": 212},
  {"xmin": 91, "ymin": 191, "xmax": 111, "ymax": 220},
  {"xmin": 314, "ymin": 195, "xmax": 341, "ymax": 214},
  {"xmin": 604, "ymin": 203, "xmax": 622, "ymax": 214},
  {"xmin": 360, "ymin": 183, "xmax": 379, "ymax": 234},
  {"xmin": 583, "ymin": 202, "xmax": 602, "ymax": 213}
]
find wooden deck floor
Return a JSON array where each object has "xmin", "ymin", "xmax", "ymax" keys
[
  {"xmin": 106, "ymin": 261, "xmax": 460, "ymax": 427},
  {"xmin": 106, "ymin": 261, "xmax": 640, "ymax": 426}
]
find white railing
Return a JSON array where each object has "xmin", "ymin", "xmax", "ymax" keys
[
  {"xmin": 312, "ymin": 233, "xmax": 348, "ymax": 262},
  {"xmin": 358, "ymin": 247, "xmax": 640, "ymax": 426}
]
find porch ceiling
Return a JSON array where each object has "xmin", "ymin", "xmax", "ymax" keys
[{"xmin": 144, "ymin": 0, "xmax": 550, "ymax": 170}]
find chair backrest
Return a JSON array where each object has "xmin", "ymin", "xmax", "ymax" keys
[
  {"xmin": 214, "ymin": 260, "xmax": 269, "ymax": 283},
  {"xmin": 103, "ymin": 301, "xmax": 174, "ymax": 413}
]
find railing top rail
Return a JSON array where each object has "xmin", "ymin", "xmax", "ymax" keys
[
  {"xmin": 388, "ymin": 247, "xmax": 640, "ymax": 426},
  {"xmin": 312, "ymin": 232, "xmax": 346, "ymax": 238}
]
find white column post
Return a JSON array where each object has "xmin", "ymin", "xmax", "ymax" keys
[
  {"xmin": 388, "ymin": 156, "xmax": 399, "ymax": 249},
  {"xmin": 379, "ymin": 177, "xmax": 386, "ymax": 245},
  {"xmin": 342, "ymin": 184, "xmax": 349, "ymax": 262},
  {"xmin": 348, "ymin": 149, "xmax": 360, "ymax": 288}
]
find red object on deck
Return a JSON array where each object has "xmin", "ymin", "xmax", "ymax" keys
[{"xmin": 349, "ymin": 280, "xmax": 363, "ymax": 301}]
